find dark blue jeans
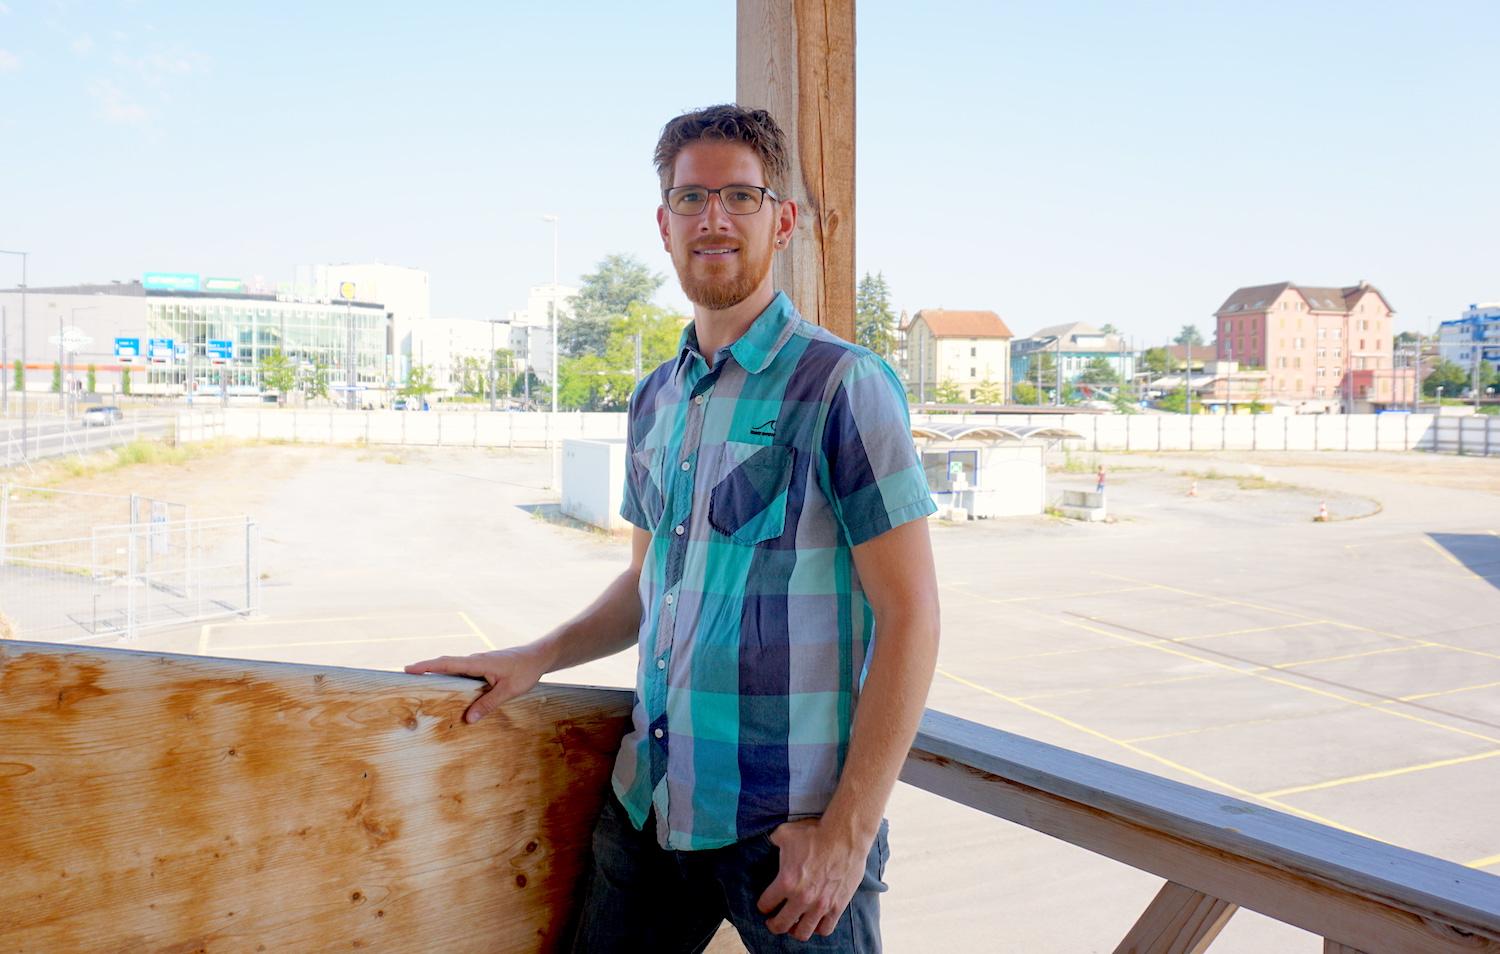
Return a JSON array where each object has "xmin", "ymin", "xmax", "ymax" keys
[{"xmin": 571, "ymin": 793, "xmax": 888, "ymax": 953}]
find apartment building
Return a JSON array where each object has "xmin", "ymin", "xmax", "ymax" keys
[
  {"xmin": 901, "ymin": 309, "xmax": 1013, "ymax": 403},
  {"xmin": 1213, "ymin": 281, "xmax": 1404, "ymax": 412}
]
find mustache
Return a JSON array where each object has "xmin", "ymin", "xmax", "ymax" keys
[{"xmin": 686, "ymin": 237, "xmax": 745, "ymax": 253}]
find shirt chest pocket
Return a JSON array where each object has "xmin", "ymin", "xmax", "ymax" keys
[{"xmin": 708, "ymin": 442, "xmax": 795, "ymax": 546}]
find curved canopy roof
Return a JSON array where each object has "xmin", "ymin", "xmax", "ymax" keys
[{"xmin": 911, "ymin": 423, "xmax": 1083, "ymax": 443}]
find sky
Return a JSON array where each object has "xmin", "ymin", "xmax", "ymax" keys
[{"xmin": 2, "ymin": 0, "xmax": 1498, "ymax": 345}]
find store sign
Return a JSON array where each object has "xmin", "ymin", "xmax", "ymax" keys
[
  {"xmin": 143, "ymin": 272, "xmax": 201, "ymax": 292},
  {"xmin": 115, "ymin": 337, "xmax": 140, "ymax": 362},
  {"xmin": 338, "ymin": 281, "xmax": 357, "ymax": 300},
  {"xmin": 203, "ymin": 277, "xmax": 245, "ymax": 294},
  {"xmin": 208, "ymin": 339, "xmax": 234, "ymax": 365},
  {"xmin": 48, "ymin": 327, "xmax": 93, "ymax": 353},
  {"xmin": 149, "ymin": 338, "xmax": 176, "ymax": 363}
]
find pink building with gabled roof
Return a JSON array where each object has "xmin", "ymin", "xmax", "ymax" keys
[{"xmin": 1212, "ymin": 281, "xmax": 1411, "ymax": 412}]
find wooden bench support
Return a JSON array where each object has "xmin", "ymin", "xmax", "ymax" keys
[{"xmin": 1112, "ymin": 880, "xmax": 1237, "ymax": 954}]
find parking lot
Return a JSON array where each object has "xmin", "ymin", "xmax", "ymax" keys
[{"xmin": 10, "ymin": 441, "xmax": 1500, "ymax": 951}]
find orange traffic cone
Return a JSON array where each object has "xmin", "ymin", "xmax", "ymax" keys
[
  {"xmin": 1315, "ymin": 500, "xmax": 1329, "ymax": 522},
  {"xmin": 1188, "ymin": 479, "xmax": 1199, "ymax": 498}
]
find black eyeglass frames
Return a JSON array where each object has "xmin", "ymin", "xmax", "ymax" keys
[{"xmin": 662, "ymin": 185, "xmax": 780, "ymax": 216}]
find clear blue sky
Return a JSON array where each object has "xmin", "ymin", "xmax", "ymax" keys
[{"xmin": 2, "ymin": 1, "xmax": 1497, "ymax": 344}]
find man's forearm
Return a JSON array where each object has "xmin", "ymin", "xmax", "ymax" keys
[
  {"xmin": 818, "ymin": 604, "xmax": 939, "ymax": 846},
  {"xmin": 528, "ymin": 560, "xmax": 645, "ymax": 674}
]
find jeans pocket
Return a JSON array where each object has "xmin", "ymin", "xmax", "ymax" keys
[{"xmin": 709, "ymin": 443, "xmax": 794, "ymax": 546}]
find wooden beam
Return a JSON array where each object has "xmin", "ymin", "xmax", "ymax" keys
[
  {"xmin": 737, "ymin": 0, "xmax": 856, "ymax": 342},
  {"xmin": 1112, "ymin": 881, "xmax": 1237, "ymax": 954},
  {"xmin": 901, "ymin": 709, "xmax": 1500, "ymax": 954},
  {"xmin": 0, "ymin": 641, "xmax": 632, "ymax": 953}
]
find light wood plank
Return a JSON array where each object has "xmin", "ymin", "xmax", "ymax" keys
[
  {"xmin": 737, "ymin": 0, "xmax": 856, "ymax": 342},
  {"xmin": 901, "ymin": 710, "xmax": 1500, "ymax": 954},
  {"xmin": 0, "ymin": 640, "xmax": 632, "ymax": 953},
  {"xmin": 1112, "ymin": 880, "xmax": 1237, "ymax": 954}
]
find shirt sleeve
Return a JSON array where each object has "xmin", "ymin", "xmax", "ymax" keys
[{"xmin": 820, "ymin": 352, "xmax": 937, "ymax": 546}]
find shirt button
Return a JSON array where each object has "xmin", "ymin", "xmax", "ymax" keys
[
  {"xmin": 693, "ymin": 394, "xmax": 705, "ymax": 405},
  {"xmin": 653, "ymin": 728, "xmax": 664, "ymax": 739},
  {"xmin": 680, "ymin": 460, "xmax": 691, "ymax": 471},
  {"xmin": 674, "ymin": 525, "xmax": 684, "ymax": 535},
  {"xmin": 656, "ymin": 658, "xmax": 666, "ymax": 670},
  {"xmin": 664, "ymin": 594, "xmax": 674, "ymax": 605}
]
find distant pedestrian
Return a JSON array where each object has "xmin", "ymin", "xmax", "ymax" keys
[{"xmin": 1096, "ymin": 465, "xmax": 1107, "ymax": 494}]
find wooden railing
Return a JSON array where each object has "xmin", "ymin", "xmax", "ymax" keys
[
  {"xmin": 903, "ymin": 710, "xmax": 1500, "ymax": 954},
  {"xmin": 3, "ymin": 640, "xmax": 1498, "ymax": 953}
]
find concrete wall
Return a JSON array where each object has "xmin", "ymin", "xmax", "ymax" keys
[{"xmin": 174, "ymin": 408, "xmax": 1500, "ymax": 459}]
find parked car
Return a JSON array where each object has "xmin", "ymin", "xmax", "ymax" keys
[{"xmin": 82, "ymin": 405, "xmax": 124, "ymax": 426}]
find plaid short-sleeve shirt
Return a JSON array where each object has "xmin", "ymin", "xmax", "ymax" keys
[{"xmin": 615, "ymin": 292, "xmax": 936, "ymax": 851}]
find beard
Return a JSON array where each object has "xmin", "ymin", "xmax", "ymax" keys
[{"xmin": 673, "ymin": 235, "xmax": 775, "ymax": 311}]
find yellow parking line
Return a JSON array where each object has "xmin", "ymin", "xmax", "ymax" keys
[
  {"xmin": 1015, "ymin": 672, "xmax": 1220, "ymax": 702},
  {"xmin": 1277, "ymin": 644, "xmax": 1428, "ymax": 669},
  {"xmin": 1424, "ymin": 537, "xmax": 1479, "ymax": 576},
  {"xmin": 1176, "ymin": 621, "xmax": 1324, "ymax": 642},
  {"xmin": 991, "ymin": 585, "xmax": 1160, "ymax": 604},
  {"xmin": 1398, "ymin": 680, "xmax": 1500, "ymax": 702},
  {"xmin": 935, "ymin": 668, "xmax": 1376, "ymax": 837},
  {"xmin": 224, "ymin": 633, "xmax": 485, "ymax": 651},
  {"xmin": 1468, "ymin": 852, "xmax": 1500, "ymax": 869},
  {"xmin": 1002, "ymin": 596, "xmax": 1500, "ymax": 746},
  {"xmin": 1123, "ymin": 706, "xmax": 1351, "ymax": 744},
  {"xmin": 458, "ymin": 611, "xmax": 496, "ymax": 651},
  {"xmin": 1259, "ymin": 749, "xmax": 1500, "ymax": 798}
]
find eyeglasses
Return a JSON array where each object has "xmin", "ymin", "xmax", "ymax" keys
[{"xmin": 662, "ymin": 184, "xmax": 779, "ymax": 216}]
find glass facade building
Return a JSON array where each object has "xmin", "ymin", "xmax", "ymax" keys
[{"xmin": 143, "ymin": 293, "xmax": 389, "ymax": 396}]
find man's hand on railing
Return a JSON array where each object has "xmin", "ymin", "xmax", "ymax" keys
[{"xmin": 405, "ymin": 648, "xmax": 548, "ymax": 724}]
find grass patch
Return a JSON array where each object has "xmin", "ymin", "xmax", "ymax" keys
[{"xmin": 24, "ymin": 437, "xmax": 244, "ymax": 486}]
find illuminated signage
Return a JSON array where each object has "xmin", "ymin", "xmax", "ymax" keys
[
  {"xmin": 339, "ymin": 281, "xmax": 357, "ymax": 300},
  {"xmin": 149, "ymin": 338, "xmax": 176, "ymax": 363},
  {"xmin": 203, "ymin": 277, "xmax": 245, "ymax": 294},
  {"xmin": 207, "ymin": 340, "xmax": 234, "ymax": 365},
  {"xmin": 143, "ymin": 272, "xmax": 201, "ymax": 292},
  {"xmin": 115, "ymin": 337, "xmax": 140, "ymax": 361}
]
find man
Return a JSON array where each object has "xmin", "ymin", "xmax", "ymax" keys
[{"xmin": 407, "ymin": 105, "xmax": 939, "ymax": 952}]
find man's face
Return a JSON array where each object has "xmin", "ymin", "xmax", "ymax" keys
[{"xmin": 658, "ymin": 141, "xmax": 785, "ymax": 312}]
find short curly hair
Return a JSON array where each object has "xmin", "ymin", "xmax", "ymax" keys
[{"xmin": 653, "ymin": 104, "xmax": 791, "ymax": 198}]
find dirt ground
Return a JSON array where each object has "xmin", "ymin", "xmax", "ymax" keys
[{"xmin": 1185, "ymin": 449, "xmax": 1500, "ymax": 494}]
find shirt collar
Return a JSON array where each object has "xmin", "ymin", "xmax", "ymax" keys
[{"xmin": 674, "ymin": 291, "xmax": 801, "ymax": 379}]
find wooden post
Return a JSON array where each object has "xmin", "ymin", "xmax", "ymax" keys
[
  {"xmin": 1112, "ymin": 881, "xmax": 1237, "ymax": 954},
  {"xmin": 736, "ymin": 0, "xmax": 856, "ymax": 342}
]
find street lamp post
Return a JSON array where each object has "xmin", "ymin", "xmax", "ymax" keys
[
  {"xmin": 63, "ymin": 306, "xmax": 97, "ymax": 421},
  {"xmin": 0, "ymin": 250, "xmax": 28, "ymax": 458},
  {"xmin": 542, "ymin": 214, "xmax": 559, "ymax": 490}
]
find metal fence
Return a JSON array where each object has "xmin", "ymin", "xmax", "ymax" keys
[{"xmin": 0, "ymin": 484, "xmax": 258, "ymax": 642}]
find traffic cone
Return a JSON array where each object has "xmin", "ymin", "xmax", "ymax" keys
[
  {"xmin": 1188, "ymin": 479, "xmax": 1199, "ymax": 498},
  {"xmin": 1315, "ymin": 500, "xmax": 1329, "ymax": 522}
]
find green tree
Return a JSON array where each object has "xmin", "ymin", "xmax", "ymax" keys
[
  {"xmin": 86, "ymin": 364, "xmax": 97, "ymax": 393},
  {"xmin": 1142, "ymin": 346, "xmax": 1172, "ymax": 376},
  {"xmin": 565, "ymin": 253, "xmax": 665, "ymax": 358},
  {"xmin": 1011, "ymin": 382, "xmax": 1040, "ymax": 404},
  {"xmin": 400, "ymin": 364, "xmax": 439, "ymax": 403},
  {"xmin": 559, "ymin": 303, "xmax": 689, "ymax": 411},
  {"xmin": 13, "ymin": 360, "xmax": 22, "ymax": 393},
  {"xmin": 1025, "ymin": 351, "xmax": 1057, "ymax": 403},
  {"xmin": 1100, "ymin": 323, "xmax": 1121, "ymax": 335},
  {"xmin": 972, "ymin": 375, "xmax": 1004, "ymax": 405},
  {"xmin": 1174, "ymin": 325, "xmax": 1205, "ymax": 347},
  {"xmin": 511, "ymin": 369, "xmax": 543, "ymax": 402},
  {"xmin": 1158, "ymin": 390, "xmax": 1199, "ymax": 413},
  {"xmin": 1077, "ymin": 355, "xmax": 1119, "ymax": 386},
  {"xmin": 51, "ymin": 363, "xmax": 61, "ymax": 393},
  {"xmin": 855, "ymin": 271, "xmax": 897, "ymax": 358},
  {"xmin": 933, "ymin": 378, "xmax": 966, "ymax": 404},
  {"xmin": 120, "ymin": 366, "xmax": 131, "ymax": 395},
  {"xmin": 301, "ymin": 361, "xmax": 330, "ymax": 403},
  {"xmin": 259, "ymin": 349, "xmax": 298, "ymax": 398},
  {"xmin": 1423, "ymin": 359, "xmax": 1468, "ymax": 398}
]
